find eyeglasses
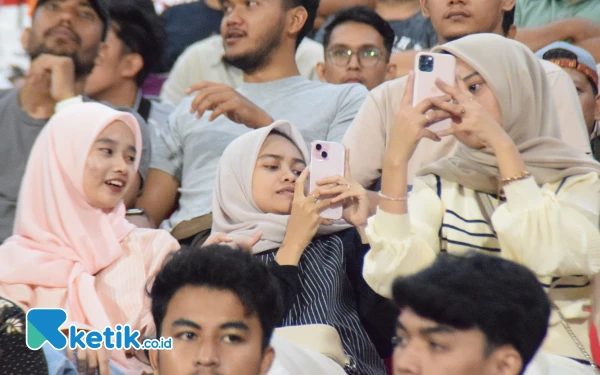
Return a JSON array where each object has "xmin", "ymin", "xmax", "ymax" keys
[{"xmin": 326, "ymin": 47, "xmax": 384, "ymax": 67}]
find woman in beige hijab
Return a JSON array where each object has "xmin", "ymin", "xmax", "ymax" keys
[
  {"xmin": 364, "ymin": 33, "xmax": 600, "ymax": 365},
  {"xmin": 209, "ymin": 121, "xmax": 396, "ymax": 375}
]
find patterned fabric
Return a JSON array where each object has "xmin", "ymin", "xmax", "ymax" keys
[
  {"xmin": 257, "ymin": 234, "xmax": 387, "ymax": 375},
  {"xmin": 0, "ymin": 297, "xmax": 48, "ymax": 374}
]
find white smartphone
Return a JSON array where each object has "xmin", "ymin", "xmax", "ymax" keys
[
  {"xmin": 309, "ymin": 141, "xmax": 345, "ymax": 221},
  {"xmin": 413, "ymin": 52, "xmax": 457, "ymax": 133}
]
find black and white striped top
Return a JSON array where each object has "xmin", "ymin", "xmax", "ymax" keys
[
  {"xmin": 258, "ymin": 228, "xmax": 395, "ymax": 375},
  {"xmin": 365, "ymin": 172, "xmax": 600, "ymax": 361}
]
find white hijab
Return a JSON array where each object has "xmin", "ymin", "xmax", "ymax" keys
[
  {"xmin": 211, "ymin": 120, "xmax": 350, "ymax": 253},
  {"xmin": 418, "ymin": 34, "xmax": 600, "ymax": 194}
]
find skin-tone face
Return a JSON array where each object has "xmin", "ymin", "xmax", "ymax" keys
[
  {"xmin": 420, "ymin": 0, "xmax": 515, "ymax": 44},
  {"xmin": 83, "ymin": 121, "xmax": 137, "ymax": 211},
  {"xmin": 393, "ymin": 308, "xmax": 522, "ymax": 375},
  {"xmin": 23, "ymin": 0, "xmax": 105, "ymax": 77},
  {"xmin": 252, "ymin": 134, "xmax": 306, "ymax": 215},
  {"xmin": 150, "ymin": 286, "xmax": 274, "ymax": 375},
  {"xmin": 563, "ymin": 68, "xmax": 600, "ymax": 136},
  {"xmin": 84, "ymin": 26, "xmax": 142, "ymax": 97},
  {"xmin": 220, "ymin": 0, "xmax": 288, "ymax": 73},
  {"xmin": 452, "ymin": 57, "xmax": 503, "ymax": 149},
  {"xmin": 317, "ymin": 21, "xmax": 397, "ymax": 91}
]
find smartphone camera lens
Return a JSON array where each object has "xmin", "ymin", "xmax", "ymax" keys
[
  {"xmin": 418, "ymin": 55, "xmax": 434, "ymax": 72},
  {"xmin": 321, "ymin": 151, "xmax": 328, "ymax": 158},
  {"xmin": 316, "ymin": 144, "xmax": 322, "ymax": 151}
]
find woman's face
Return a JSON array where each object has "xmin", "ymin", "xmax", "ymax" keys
[
  {"xmin": 453, "ymin": 58, "xmax": 503, "ymax": 149},
  {"xmin": 83, "ymin": 120, "xmax": 137, "ymax": 211},
  {"xmin": 252, "ymin": 134, "xmax": 306, "ymax": 215}
]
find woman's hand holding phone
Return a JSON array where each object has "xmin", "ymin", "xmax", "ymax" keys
[
  {"xmin": 386, "ymin": 70, "xmax": 451, "ymax": 166},
  {"xmin": 318, "ymin": 150, "xmax": 370, "ymax": 235},
  {"xmin": 277, "ymin": 168, "xmax": 334, "ymax": 265}
]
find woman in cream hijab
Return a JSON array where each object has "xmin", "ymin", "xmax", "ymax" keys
[
  {"xmin": 0, "ymin": 103, "xmax": 180, "ymax": 374},
  {"xmin": 364, "ymin": 33, "xmax": 600, "ymax": 366},
  {"xmin": 210, "ymin": 121, "xmax": 395, "ymax": 375}
]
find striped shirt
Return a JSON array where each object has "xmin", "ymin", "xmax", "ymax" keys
[
  {"xmin": 258, "ymin": 229, "xmax": 390, "ymax": 375},
  {"xmin": 364, "ymin": 172, "xmax": 600, "ymax": 361}
]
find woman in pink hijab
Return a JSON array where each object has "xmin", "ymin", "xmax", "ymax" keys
[{"xmin": 0, "ymin": 102, "xmax": 180, "ymax": 374}]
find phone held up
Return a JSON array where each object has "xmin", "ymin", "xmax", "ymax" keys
[
  {"xmin": 309, "ymin": 141, "xmax": 345, "ymax": 221},
  {"xmin": 413, "ymin": 52, "xmax": 457, "ymax": 133}
]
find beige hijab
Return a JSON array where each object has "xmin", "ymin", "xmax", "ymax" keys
[
  {"xmin": 417, "ymin": 33, "xmax": 600, "ymax": 193},
  {"xmin": 211, "ymin": 120, "xmax": 350, "ymax": 254}
]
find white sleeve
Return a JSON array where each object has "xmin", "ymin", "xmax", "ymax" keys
[
  {"xmin": 55, "ymin": 95, "xmax": 83, "ymax": 112},
  {"xmin": 492, "ymin": 173, "xmax": 600, "ymax": 276},
  {"xmin": 363, "ymin": 178, "xmax": 443, "ymax": 298}
]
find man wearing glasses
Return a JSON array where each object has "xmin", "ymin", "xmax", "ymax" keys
[{"xmin": 316, "ymin": 6, "xmax": 397, "ymax": 91}]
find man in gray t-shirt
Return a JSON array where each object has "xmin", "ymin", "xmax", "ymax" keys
[{"xmin": 136, "ymin": 0, "xmax": 368, "ymax": 243}]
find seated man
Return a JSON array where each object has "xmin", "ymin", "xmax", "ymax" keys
[
  {"xmin": 138, "ymin": 0, "xmax": 367, "ymax": 244},
  {"xmin": 148, "ymin": 245, "xmax": 346, "ymax": 375},
  {"xmin": 343, "ymin": 1, "xmax": 591, "ymax": 191},
  {"xmin": 316, "ymin": 6, "xmax": 397, "ymax": 91},
  {"xmin": 536, "ymin": 42, "xmax": 600, "ymax": 159},
  {"xmin": 391, "ymin": 252, "xmax": 595, "ymax": 375},
  {"xmin": 84, "ymin": 0, "xmax": 174, "ymax": 151},
  {"xmin": 160, "ymin": 35, "xmax": 326, "ymax": 106}
]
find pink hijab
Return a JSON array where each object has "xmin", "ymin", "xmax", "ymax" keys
[{"xmin": 0, "ymin": 102, "xmax": 142, "ymax": 328}]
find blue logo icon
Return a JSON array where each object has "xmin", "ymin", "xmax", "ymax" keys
[
  {"xmin": 26, "ymin": 308, "xmax": 172, "ymax": 351},
  {"xmin": 26, "ymin": 308, "xmax": 68, "ymax": 350}
]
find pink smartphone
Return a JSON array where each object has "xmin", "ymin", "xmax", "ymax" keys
[
  {"xmin": 412, "ymin": 52, "xmax": 457, "ymax": 133},
  {"xmin": 309, "ymin": 141, "xmax": 345, "ymax": 221}
]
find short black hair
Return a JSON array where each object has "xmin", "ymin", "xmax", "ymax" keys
[
  {"xmin": 392, "ymin": 252, "xmax": 550, "ymax": 373},
  {"xmin": 283, "ymin": 0, "xmax": 320, "ymax": 49},
  {"xmin": 106, "ymin": 0, "xmax": 165, "ymax": 86},
  {"xmin": 35, "ymin": 0, "xmax": 111, "ymax": 40},
  {"xmin": 541, "ymin": 48, "xmax": 599, "ymax": 96},
  {"xmin": 322, "ymin": 6, "xmax": 395, "ymax": 61},
  {"xmin": 149, "ymin": 245, "xmax": 284, "ymax": 351},
  {"xmin": 502, "ymin": 6, "xmax": 515, "ymax": 36}
]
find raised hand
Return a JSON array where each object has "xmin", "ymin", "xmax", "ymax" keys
[
  {"xmin": 430, "ymin": 74, "xmax": 512, "ymax": 151},
  {"xmin": 277, "ymin": 168, "xmax": 334, "ymax": 265},
  {"xmin": 186, "ymin": 82, "xmax": 274, "ymax": 129},
  {"xmin": 385, "ymin": 70, "xmax": 451, "ymax": 165},
  {"xmin": 27, "ymin": 54, "xmax": 77, "ymax": 103}
]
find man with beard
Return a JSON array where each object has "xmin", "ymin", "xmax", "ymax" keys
[
  {"xmin": 0, "ymin": 0, "xmax": 113, "ymax": 244},
  {"xmin": 136, "ymin": 0, "xmax": 368, "ymax": 244}
]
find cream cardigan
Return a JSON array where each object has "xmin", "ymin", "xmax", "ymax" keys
[{"xmin": 365, "ymin": 173, "xmax": 600, "ymax": 361}]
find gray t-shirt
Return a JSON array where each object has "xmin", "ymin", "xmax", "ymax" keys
[
  {"xmin": 0, "ymin": 89, "xmax": 151, "ymax": 244},
  {"xmin": 151, "ymin": 75, "xmax": 368, "ymax": 231}
]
